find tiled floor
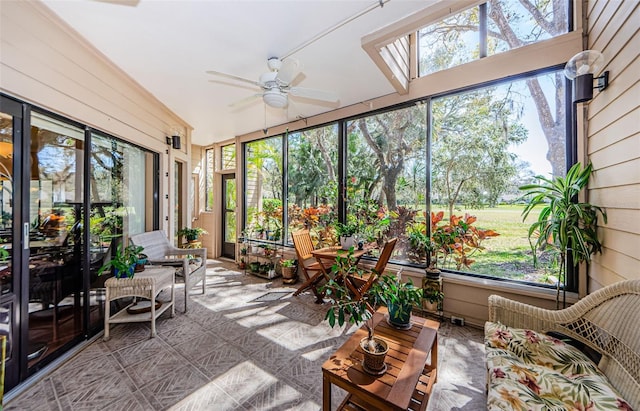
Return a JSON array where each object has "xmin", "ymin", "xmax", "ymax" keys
[{"xmin": 5, "ymin": 259, "xmax": 486, "ymax": 410}]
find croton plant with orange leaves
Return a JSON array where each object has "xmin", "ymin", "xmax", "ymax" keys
[{"xmin": 430, "ymin": 211, "xmax": 500, "ymax": 270}]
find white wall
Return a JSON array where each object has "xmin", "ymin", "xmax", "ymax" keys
[{"xmin": 0, "ymin": 0, "xmax": 193, "ymax": 236}]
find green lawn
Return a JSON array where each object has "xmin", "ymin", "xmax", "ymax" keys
[{"xmin": 431, "ymin": 204, "xmax": 554, "ymax": 284}]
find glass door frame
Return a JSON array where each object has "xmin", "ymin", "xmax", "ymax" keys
[
  {"xmin": 0, "ymin": 95, "xmax": 28, "ymax": 390},
  {"xmin": 221, "ymin": 173, "xmax": 236, "ymax": 259}
]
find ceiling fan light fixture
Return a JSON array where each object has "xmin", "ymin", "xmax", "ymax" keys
[
  {"xmin": 263, "ymin": 89, "xmax": 288, "ymax": 108},
  {"xmin": 267, "ymin": 57, "xmax": 282, "ymax": 71}
]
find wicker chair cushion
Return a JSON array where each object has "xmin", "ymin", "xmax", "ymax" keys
[
  {"xmin": 485, "ymin": 321, "xmax": 603, "ymax": 377},
  {"xmin": 485, "ymin": 321, "xmax": 634, "ymax": 410}
]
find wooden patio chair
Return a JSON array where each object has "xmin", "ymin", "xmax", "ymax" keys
[
  {"xmin": 130, "ymin": 230, "xmax": 206, "ymax": 312},
  {"xmin": 291, "ymin": 230, "xmax": 333, "ymax": 303},
  {"xmin": 348, "ymin": 237, "xmax": 397, "ymax": 312}
]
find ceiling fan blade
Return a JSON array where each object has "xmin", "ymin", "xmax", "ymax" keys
[
  {"xmin": 289, "ymin": 86, "xmax": 339, "ymax": 103},
  {"xmin": 208, "ymin": 79, "xmax": 261, "ymax": 92},
  {"xmin": 206, "ymin": 70, "xmax": 261, "ymax": 88},
  {"xmin": 228, "ymin": 94, "xmax": 262, "ymax": 108},
  {"xmin": 275, "ymin": 58, "xmax": 301, "ymax": 86}
]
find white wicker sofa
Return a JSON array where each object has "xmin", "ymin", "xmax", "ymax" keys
[{"xmin": 485, "ymin": 280, "xmax": 640, "ymax": 410}]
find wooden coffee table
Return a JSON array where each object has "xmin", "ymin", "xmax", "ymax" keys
[{"xmin": 322, "ymin": 308, "xmax": 439, "ymax": 411}]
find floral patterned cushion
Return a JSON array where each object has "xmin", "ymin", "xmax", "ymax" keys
[
  {"xmin": 485, "ymin": 322, "xmax": 634, "ymax": 411},
  {"xmin": 485, "ymin": 321, "xmax": 603, "ymax": 377}
]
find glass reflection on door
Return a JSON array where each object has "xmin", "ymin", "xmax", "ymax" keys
[
  {"xmin": 27, "ymin": 113, "xmax": 85, "ymax": 370},
  {"xmin": 0, "ymin": 108, "xmax": 16, "ymax": 388},
  {"xmin": 0, "ymin": 112, "xmax": 14, "ymax": 296},
  {"xmin": 222, "ymin": 174, "xmax": 236, "ymax": 258}
]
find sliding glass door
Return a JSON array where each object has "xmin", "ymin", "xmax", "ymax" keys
[
  {"xmin": 0, "ymin": 94, "xmax": 160, "ymax": 392},
  {"xmin": 27, "ymin": 112, "xmax": 87, "ymax": 373}
]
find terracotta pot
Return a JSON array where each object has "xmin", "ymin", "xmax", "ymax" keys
[
  {"xmin": 281, "ymin": 266, "xmax": 297, "ymax": 283},
  {"xmin": 360, "ymin": 336, "xmax": 389, "ymax": 375}
]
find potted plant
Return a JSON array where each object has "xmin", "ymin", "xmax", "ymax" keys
[
  {"xmin": 520, "ymin": 162, "xmax": 607, "ymax": 309},
  {"xmin": 134, "ymin": 250, "xmax": 148, "ymax": 272},
  {"xmin": 374, "ymin": 271, "xmax": 423, "ymax": 329},
  {"xmin": 177, "ymin": 227, "xmax": 208, "ymax": 243},
  {"xmin": 335, "ymin": 221, "xmax": 359, "ymax": 250},
  {"xmin": 249, "ymin": 261, "xmax": 260, "ymax": 273},
  {"xmin": 423, "ymin": 288, "xmax": 444, "ymax": 312},
  {"xmin": 280, "ymin": 258, "xmax": 297, "ymax": 284},
  {"xmin": 238, "ymin": 257, "xmax": 246, "ymax": 270},
  {"xmin": 322, "ymin": 249, "xmax": 389, "ymax": 375},
  {"xmin": 98, "ymin": 244, "xmax": 144, "ymax": 279}
]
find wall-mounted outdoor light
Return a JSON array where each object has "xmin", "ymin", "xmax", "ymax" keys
[
  {"xmin": 171, "ymin": 135, "xmax": 181, "ymax": 150},
  {"xmin": 165, "ymin": 135, "xmax": 181, "ymax": 149},
  {"xmin": 564, "ymin": 50, "xmax": 609, "ymax": 103}
]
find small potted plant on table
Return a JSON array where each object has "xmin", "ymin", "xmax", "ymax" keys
[
  {"xmin": 335, "ymin": 221, "xmax": 359, "ymax": 250},
  {"xmin": 177, "ymin": 227, "xmax": 208, "ymax": 244},
  {"xmin": 322, "ymin": 249, "xmax": 389, "ymax": 375},
  {"xmin": 98, "ymin": 244, "xmax": 145, "ymax": 279},
  {"xmin": 375, "ymin": 271, "xmax": 423, "ymax": 329}
]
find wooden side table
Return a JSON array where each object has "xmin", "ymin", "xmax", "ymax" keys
[
  {"xmin": 322, "ymin": 308, "xmax": 439, "ymax": 411},
  {"xmin": 103, "ymin": 266, "xmax": 175, "ymax": 340}
]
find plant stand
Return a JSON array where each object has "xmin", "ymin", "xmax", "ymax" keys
[{"xmin": 243, "ymin": 237, "xmax": 282, "ymax": 280}]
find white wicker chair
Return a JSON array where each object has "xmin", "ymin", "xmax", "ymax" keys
[
  {"xmin": 130, "ymin": 230, "xmax": 206, "ymax": 312},
  {"xmin": 488, "ymin": 279, "xmax": 640, "ymax": 409}
]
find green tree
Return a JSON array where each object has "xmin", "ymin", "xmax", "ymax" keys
[
  {"xmin": 419, "ymin": 0, "xmax": 568, "ymax": 177},
  {"xmin": 431, "ymin": 89, "xmax": 527, "ymax": 217},
  {"xmin": 350, "ymin": 105, "xmax": 427, "ymax": 210},
  {"xmin": 287, "ymin": 126, "xmax": 337, "ymax": 207}
]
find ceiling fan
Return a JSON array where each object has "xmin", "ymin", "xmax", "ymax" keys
[{"xmin": 206, "ymin": 57, "xmax": 339, "ymax": 109}]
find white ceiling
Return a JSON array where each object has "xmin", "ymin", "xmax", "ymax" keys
[{"xmin": 41, "ymin": 0, "xmax": 431, "ymax": 146}]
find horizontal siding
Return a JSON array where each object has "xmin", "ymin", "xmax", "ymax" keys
[
  {"xmin": 589, "ymin": 133, "xmax": 640, "ymax": 168},
  {"xmin": 599, "ymin": 228, "xmax": 638, "ymax": 260},
  {"xmin": 592, "ymin": 248, "xmax": 640, "ymax": 281},
  {"xmin": 0, "ymin": 1, "xmax": 189, "ymax": 146},
  {"xmin": 589, "ymin": 110, "xmax": 640, "ymax": 153},
  {"xmin": 590, "ymin": 158, "xmax": 640, "ymax": 188},
  {"xmin": 597, "ymin": 208, "xmax": 640, "ymax": 236},
  {"xmin": 587, "ymin": 81, "xmax": 639, "ymax": 137},
  {"xmin": 589, "ymin": 185, "xmax": 640, "ymax": 209},
  {"xmin": 587, "ymin": 0, "xmax": 621, "ymax": 47},
  {"xmin": 586, "ymin": 0, "xmax": 640, "ymax": 289}
]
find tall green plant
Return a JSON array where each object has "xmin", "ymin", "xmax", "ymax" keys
[{"xmin": 520, "ymin": 163, "xmax": 607, "ymax": 308}]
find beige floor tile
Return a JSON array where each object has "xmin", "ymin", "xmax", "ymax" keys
[{"xmin": 5, "ymin": 259, "xmax": 486, "ymax": 410}]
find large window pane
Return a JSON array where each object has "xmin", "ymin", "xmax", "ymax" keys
[
  {"xmin": 418, "ymin": 1, "xmax": 569, "ymax": 77},
  {"xmin": 488, "ymin": 0, "xmax": 568, "ymax": 56},
  {"xmin": 222, "ymin": 144, "xmax": 236, "ymax": 170},
  {"xmin": 430, "ymin": 70, "xmax": 566, "ymax": 284},
  {"xmin": 28, "ymin": 112, "xmax": 85, "ymax": 369},
  {"xmin": 90, "ymin": 134, "xmax": 155, "ymax": 327},
  {"xmin": 418, "ymin": 6, "xmax": 479, "ymax": 76},
  {"xmin": 245, "ymin": 137, "xmax": 282, "ymax": 242},
  {"xmin": 287, "ymin": 125, "xmax": 338, "ymax": 246},
  {"xmin": 346, "ymin": 105, "xmax": 427, "ymax": 261}
]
